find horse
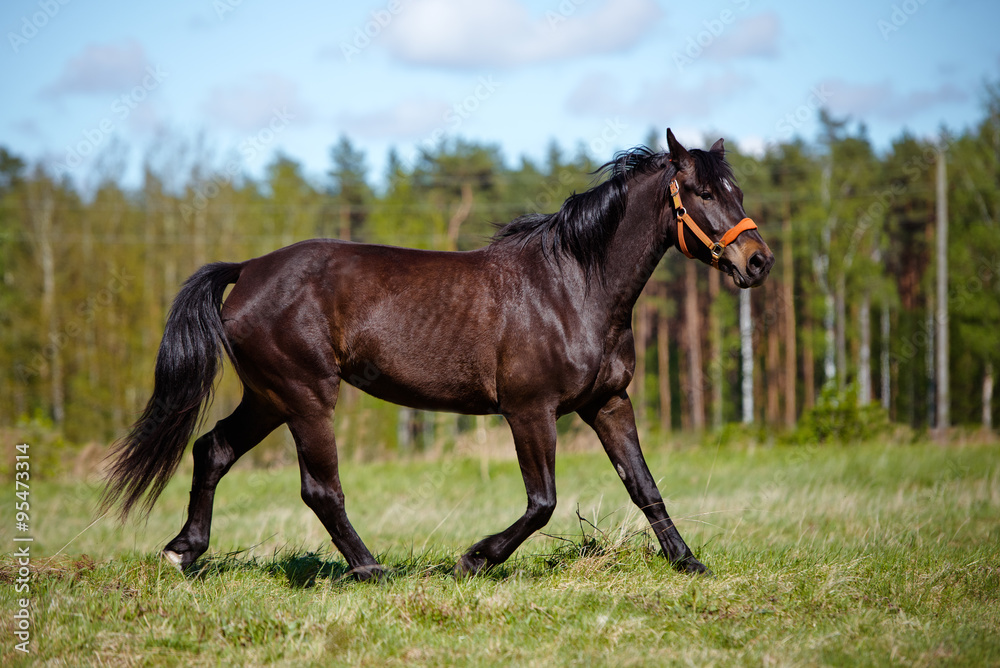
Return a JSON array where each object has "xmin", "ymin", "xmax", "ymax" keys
[{"xmin": 101, "ymin": 129, "xmax": 773, "ymax": 579}]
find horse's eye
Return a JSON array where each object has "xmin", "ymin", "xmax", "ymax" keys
[{"xmin": 699, "ymin": 192, "xmax": 713, "ymax": 201}]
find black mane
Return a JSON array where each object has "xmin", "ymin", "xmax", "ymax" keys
[
  {"xmin": 492, "ymin": 145, "xmax": 734, "ymax": 275},
  {"xmin": 492, "ymin": 147, "xmax": 671, "ymax": 274}
]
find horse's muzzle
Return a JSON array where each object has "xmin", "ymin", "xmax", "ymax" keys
[{"xmin": 721, "ymin": 240, "xmax": 774, "ymax": 289}]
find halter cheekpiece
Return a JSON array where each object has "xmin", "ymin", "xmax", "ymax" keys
[{"xmin": 669, "ymin": 179, "xmax": 757, "ymax": 268}]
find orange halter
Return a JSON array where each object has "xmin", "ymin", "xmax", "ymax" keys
[{"xmin": 669, "ymin": 179, "xmax": 758, "ymax": 269}]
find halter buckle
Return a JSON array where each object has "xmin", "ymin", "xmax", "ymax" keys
[{"xmin": 710, "ymin": 242, "xmax": 725, "ymax": 260}]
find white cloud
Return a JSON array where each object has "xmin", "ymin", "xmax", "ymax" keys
[
  {"xmin": 821, "ymin": 78, "xmax": 967, "ymax": 121},
  {"xmin": 202, "ymin": 73, "xmax": 311, "ymax": 132},
  {"xmin": 565, "ymin": 72, "xmax": 623, "ymax": 117},
  {"xmin": 336, "ymin": 98, "xmax": 452, "ymax": 139},
  {"xmin": 380, "ymin": 0, "xmax": 661, "ymax": 68},
  {"xmin": 568, "ymin": 70, "xmax": 753, "ymax": 122},
  {"xmin": 11, "ymin": 118, "xmax": 43, "ymax": 140},
  {"xmin": 736, "ymin": 134, "xmax": 767, "ymax": 157},
  {"xmin": 706, "ymin": 12, "xmax": 781, "ymax": 61},
  {"xmin": 41, "ymin": 40, "xmax": 153, "ymax": 98},
  {"xmin": 123, "ymin": 100, "xmax": 163, "ymax": 135}
]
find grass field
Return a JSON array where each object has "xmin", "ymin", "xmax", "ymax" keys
[{"xmin": 2, "ymin": 437, "xmax": 999, "ymax": 666}]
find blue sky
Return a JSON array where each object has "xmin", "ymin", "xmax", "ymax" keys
[{"xmin": 2, "ymin": 0, "xmax": 998, "ymax": 190}]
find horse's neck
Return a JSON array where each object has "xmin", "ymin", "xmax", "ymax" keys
[{"xmin": 596, "ymin": 174, "xmax": 674, "ymax": 321}]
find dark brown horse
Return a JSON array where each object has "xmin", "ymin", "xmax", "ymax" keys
[{"xmin": 102, "ymin": 129, "xmax": 773, "ymax": 579}]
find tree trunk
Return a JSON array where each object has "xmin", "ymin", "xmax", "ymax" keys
[
  {"xmin": 935, "ymin": 147, "xmax": 949, "ymax": 430},
  {"xmin": 447, "ymin": 182, "xmax": 474, "ymax": 251},
  {"xmin": 81, "ymin": 208, "xmax": 98, "ymax": 393},
  {"xmin": 740, "ymin": 288, "xmax": 754, "ymax": 424},
  {"xmin": 984, "ymin": 361, "xmax": 994, "ymax": 431},
  {"xmin": 194, "ymin": 201, "xmax": 207, "ymax": 268},
  {"xmin": 163, "ymin": 210, "xmax": 178, "ymax": 313},
  {"xmin": 858, "ymin": 290, "xmax": 872, "ymax": 405},
  {"xmin": 40, "ymin": 240, "xmax": 56, "ymax": 405},
  {"xmin": 339, "ymin": 203, "xmax": 351, "ymax": 241},
  {"xmin": 926, "ymin": 294, "xmax": 936, "ymax": 429},
  {"xmin": 35, "ymin": 189, "xmax": 63, "ymax": 425},
  {"xmin": 684, "ymin": 262, "xmax": 704, "ymax": 430},
  {"xmin": 835, "ymin": 273, "xmax": 847, "ymax": 389},
  {"xmin": 397, "ymin": 407, "xmax": 414, "ymax": 453},
  {"xmin": 766, "ymin": 278, "xmax": 780, "ymax": 425},
  {"xmin": 657, "ymin": 287, "xmax": 672, "ymax": 432},
  {"xmin": 818, "ymin": 162, "xmax": 836, "ymax": 389},
  {"xmin": 708, "ymin": 268, "xmax": 723, "ymax": 429},
  {"xmin": 632, "ymin": 296, "xmax": 649, "ymax": 427},
  {"xmin": 782, "ymin": 208, "xmax": 797, "ymax": 427},
  {"xmin": 803, "ymin": 312, "xmax": 815, "ymax": 410},
  {"xmin": 881, "ymin": 302, "xmax": 891, "ymax": 414},
  {"xmin": 822, "ymin": 285, "xmax": 836, "ymax": 387}
]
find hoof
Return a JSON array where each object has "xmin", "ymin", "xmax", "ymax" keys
[
  {"xmin": 350, "ymin": 564, "xmax": 386, "ymax": 582},
  {"xmin": 676, "ymin": 556, "xmax": 712, "ymax": 576},
  {"xmin": 454, "ymin": 553, "xmax": 489, "ymax": 578},
  {"xmin": 162, "ymin": 550, "xmax": 185, "ymax": 572}
]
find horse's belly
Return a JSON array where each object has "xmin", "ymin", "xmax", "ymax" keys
[
  {"xmin": 338, "ymin": 331, "xmax": 500, "ymax": 414},
  {"xmin": 341, "ymin": 360, "xmax": 499, "ymax": 414}
]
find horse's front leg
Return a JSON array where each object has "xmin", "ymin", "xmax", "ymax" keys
[
  {"xmin": 455, "ymin": 408, "xmax": 557, "ymax": 577},
  {"xmin": 579, "ymin": 391, "xmax": 708, "ymax": 574}
]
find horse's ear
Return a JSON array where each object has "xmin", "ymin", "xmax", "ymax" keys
[
  {"xmin": 710, "ymin": 138, "xmax": 725, "ymax": 155},
  {"xmin": 666, "ymin": 128, "xmax": 692, "ymax": 171}
]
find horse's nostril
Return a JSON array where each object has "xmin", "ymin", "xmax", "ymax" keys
[{"xmin": 748, "ymin": 251, "xmax": 766, "ymax": 276}]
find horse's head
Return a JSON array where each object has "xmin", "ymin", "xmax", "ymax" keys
[{"xmin": 665, "ymin": 129, "xmax": 774, "ymax": 288}]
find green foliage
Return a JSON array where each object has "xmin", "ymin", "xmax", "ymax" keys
[
  {"xmin": 703, "ymin": 421, "xmax": 770, "ymax": 447},
  {"xmin": 792, "ymin": 384, "xmax": 891, "ymax": 444},
  {"xmin": 0, "ymin": 411, "xmax": 74, "ymax": 480}
]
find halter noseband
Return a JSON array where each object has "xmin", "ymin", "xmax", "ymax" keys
[{"xmin": 669, "ymin": 179, "xmax": 758, "ymax": 269}]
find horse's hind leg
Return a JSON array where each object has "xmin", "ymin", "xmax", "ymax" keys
[
  {"xmin": 287, "ymin": 410, "xmax": 383, "ymax": 581},
  {"xmin": 163, "ymin": 393, "xmax": 283, "ymax": 570}
]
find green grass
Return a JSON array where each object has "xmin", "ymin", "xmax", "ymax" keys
[{"xmin": 2, "ymin": 440, "xmax": 999, "ymax": 666}]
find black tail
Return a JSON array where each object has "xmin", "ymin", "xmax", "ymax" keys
[{"xmin": 101, "ymin": 261, "xmax": 244, "ymax": 519}]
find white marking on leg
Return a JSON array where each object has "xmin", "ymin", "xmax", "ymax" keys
[
  {"xmin": 617, "ymin": 464, "xmax": 627, "ymax": 481},
  {"xmin": 162, "ymin": 550, "xmax": 183, "ymax": 572}
]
